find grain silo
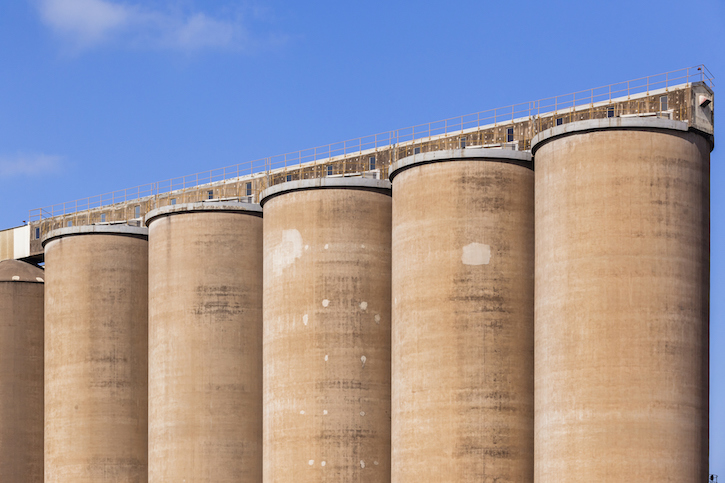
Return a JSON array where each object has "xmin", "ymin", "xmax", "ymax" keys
[
  {"xmin": 43, "ymin": 226, "xmax": 148, "ymax": 483},
  {"xmin": 389, "ymin": 149, "xmax": 534, "ymax": 482},
  {"xmin": 0, "ymin": 260, "xmax": 44, "ymax": 483},
  {"xmin": 145, "ymin": 202, "xmax": 263, "ymax": 482},
  {"xmin": 533, "ymin": 118, "xmax": 711, "ymax": 482},
  {"xmin": 261, "ymin": 178, "xmax": 392, "ymax": 483}
]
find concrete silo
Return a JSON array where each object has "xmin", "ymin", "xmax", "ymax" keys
[
  {"xmin": 43, "ymin": 226, "xmax": 148, "ymax": 483},
  {"xmin": 533, "ymin": 118, "xmax": 711, "ymax": 482},
  {"xmin": 389, "ymin": 149, "xmax": 534, "ymax": 482},
  {"xmin": 145, "ymin": 202, "xmax": 263, "ymax": 482},
  {"xmin": 0, "ymin": 260, "xmax": 44, "ymax": 483},
  {"xmin": 261, "ymin": 178, "xmax": 392, "ymax": 483}
]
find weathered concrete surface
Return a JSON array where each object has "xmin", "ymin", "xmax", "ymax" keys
[
  {"xmin": 390, "ymin": 155, "xmax": 534, "ymax": 482},
  {"xmin": 0, "ymin": 260, "xmax": 44, "ymax": 483},
  {"xmin": 146, "ymin": 203, "xmax": 263, "ymax": 482},
  {"xmin": 262, "ymin": 181, "xmax": 392, "ymax": 483},
  {"xmin": 44, "ymin": 229, "xmax": 148, "ymax": 483},
  {"xmin": 533, "ymin": 124, "xmax": 711, "ymax": 482}
]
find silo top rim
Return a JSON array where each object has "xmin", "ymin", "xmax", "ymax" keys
[
  {"xmin": 42, "ymin": 225, "xmax": 148, "ymax": 247},
  {"xmin": 145, "ymin": 201, "xmax": 262, "ymax": 226},
  {"xmin": 531, "ymin": 118, "xmax": 691, "ymax": 154},
  {"xmin": 389, "ymin": 148, "xmax": 533, "ymax": 182},
  {"xmin": 260, "ymin": 177, "xmax": 392, "ymax": 207},
  {"xmin": 0, "ymin": 259, "xmax": 44, "ymax": 283}
]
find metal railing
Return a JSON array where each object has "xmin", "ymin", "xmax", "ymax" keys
[{"xmin": 29, "ymin": 65, "xmax": 713, "ymax": 222}]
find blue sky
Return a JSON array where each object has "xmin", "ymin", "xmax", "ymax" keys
[{"xmin": 1, "ymin": 0, "xmax": 723, "ymax": 471}]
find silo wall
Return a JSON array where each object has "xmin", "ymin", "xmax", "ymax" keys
[
  {"xmin": 146, "ymin": 202, "xmax": 263, "ymax": 482},
  {"xmin": 43, "ymin": 226, "xmax": 148, "ymax": 483},
  {"xmin": 0, "ymin": 260, "xmax": 44, "ymax": 483},
  {"xmin": 389, "ymin": 149, "xmax": 535, "ymax": 482},
  {"xmin": 261, "ymin": 178, "xmax": 392, "ymax": 483},
  {"xmin": 533, "ymin": 118, "xmax": 711, "ymax": 482}
]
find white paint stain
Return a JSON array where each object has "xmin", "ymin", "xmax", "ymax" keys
[
  {"xmin": 303, "ymin": 314, "xmax": 309, "ymax": 326},
  {"xmin": 308, "ymin": 460, "xmax": 314, "ymax": 466},
  {"xmin": 360, "ymin": 355, "xmax": 367, "ymax": 368},
  {"xmin": 324, "ymin": 244, "xmax": 329, "ymax": 249},
  {"xmin": 36, "ymin": 277, "xmax": 44, "ymax": 282},
  {"xmin": 300, "ymin": 410, "xmax": 305, "ymax": 415},
  {"xmin": 324, "ymin": 355, "xmax": 328, "ymax": 361},
  {"xmin": 360, "ymin": 460, "xmax": 366, "ymax": 469},
  {"xmin": 462, "ymin": 242, "xmax": 491, "ymax": 266},
  {"xmin": 272, "ymin": 229, "xmax": 303, "ymax": 275},
  {"xmin": 359, "ymin": 301, "xmax": 368, "ymax": 311},
  {"xmin": 322, "ymin": 299, "xmax": 330, "ymax": 307},
  {"xmin": 360, "ymin": 411, "xmax": 365, "ymax": 416},
  {"xmin": 11, "ymin": 276, "xmax": 19, "ymax": 281},
  {"xmin": 374, "ymin": 461, "xmax": 379, "ymax": 466},
  {"xmin": 321, "ymin": 461, "xmax": 326, "ymax": 467},
  {"xmin": 361, "ymin": 244, "xmax": 365, "ymax": 248},
  {"xmin": 374, "ymin": 314, "xmax": 380, "ymax": 324},
  {"xmin": 323, "ymin": 410, "xmax": 328, "ymax": 415},
  {"xmin": 304, "ymin": 245, "xmax": 309, "ymax": 250}
]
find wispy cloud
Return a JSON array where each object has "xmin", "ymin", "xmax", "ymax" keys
[
  {"xmin": 0, "ymin": 154, "xmax": 64, "ymax": 178},
  {"xmin": 36, "ymin": 0, "xmax": 258, "ymax": 52}
]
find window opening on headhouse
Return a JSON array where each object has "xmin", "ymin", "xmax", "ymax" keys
[
  {"xmin": 246, "ymin": 182, "xmax": 252, "ymax": 196},
  {"xmin": 101, "ymin": 214, "xmax": 106, "ymax": 223},
  {"xmin": 286, "ymin": 175, "xmax": 292, "ymax": 182},
  {"xmin": 67, "ymin": 221, "xmax": 72, "ymax": 227},
  {"xmin": 207, "ymin": 190, "xmax": 214, "ymax": 200},
  {"xmin": 171, "ymin": 198, "xmax": 177, "ymax": 205},
  {"xmin": 507, "ymin": 127, "xmax": 514, "ymax": 142},
  {"xmin": 134, "ymin": 206, "xmax": 141, "ymax": 218},
  {"xmin": 327, "ymin": 165, "xmax": 333, "ymax": 176},
  {"xmin": 556, "ymin": 118, "xmax": 563, "ymax": 126},
  {"xmin": 414, "ymin": 147, "xmax": 421, "ymax": 155},
  {"xmin": 607, "ymin": 106, "xmax": 615, "ymax": 118},
  {"xmin": 369, "ymin": 156, "xmax": 376, "ymax": 171},
  {"xmin": 35, "ymin": 227, "xmax": 40, "ymax": 239},
  {"xmin": 660, "ymin": 95, "xmax": 668, "ymax": 111}
]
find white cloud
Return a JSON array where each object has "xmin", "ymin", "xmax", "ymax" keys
[
  {"xmin": 36, "ymin": 0, "xmax": 252, "ymax": 52},
  {"xmin": 171, "ymin": 13, "xmax": 240, "ymax": 50},
  {"xmin": 0, "ymin": 154, "xmax": 64, "ymax": 178},
  {"xmin": 39, "ymin": 0, "xmax": 131, "ymax": 46}
]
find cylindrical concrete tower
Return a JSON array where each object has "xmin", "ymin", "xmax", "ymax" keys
[
  {"xmin": 389, "ymin": 149, "xmax": 534, "ymax": 482},
  {"xmin": 146, "ymin": 202, "xmax": 263, "ymax": 482},
  {"xmin": 43, "ymin": 226, "xmax": 148, "ymax": 483},
  {"xmin": 533, "ymin": 118, "xmax": 711, "ymax": 482},
  {"xmin": 261, "ymin": 178, "xmax": 392, "ymax": 483},
  {"xmin": 0, "ymin": 260, "xmax": 44, "ymax": 483}
]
